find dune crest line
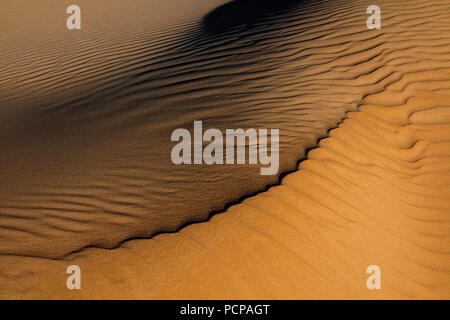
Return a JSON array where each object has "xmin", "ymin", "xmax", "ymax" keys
[{"xmin": 1, "ymin": 0, "xmax": 450, "ymax": 299}]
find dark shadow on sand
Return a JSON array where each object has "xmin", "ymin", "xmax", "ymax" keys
[{"xmin": 202, "ymin": 0, "xmax": 303, "ymax": 33}]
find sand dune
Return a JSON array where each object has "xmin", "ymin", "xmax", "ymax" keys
[
  {"xmin": 2, "ymin": 81, "xmax": 449, "ymax": 299},
  {"xmin": 1, "ymin": 0, "xmax": 380, "ymax": 259},
  {"xmin": 1, "ymin": 0, "xmax": 450, "ymax": 299}
]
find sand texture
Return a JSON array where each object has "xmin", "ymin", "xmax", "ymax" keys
[{"xmin": 0, "ymin": 0, "xmax": 449, "ymax": 299}]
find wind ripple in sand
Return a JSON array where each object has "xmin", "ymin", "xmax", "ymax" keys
[
  {"xmin": 0, "ymin": 0, "xmax": 396, "ymax": 258},
  {"xmin": 2, "ymin": 69, "xmax": 449, "ymax": 299},
  {"xmin": 0, "ymin": 0, "xmax": 449, "ymax": 299}
]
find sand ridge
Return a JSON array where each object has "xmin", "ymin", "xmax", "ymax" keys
[{"xmin": 0, "ymin": 0, "xmax": 450, "ymax": 299}]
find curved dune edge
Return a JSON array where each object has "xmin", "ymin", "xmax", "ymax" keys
[{"xmin": 1, "ymin": 75, "xmax": 450, "ymax": 299}]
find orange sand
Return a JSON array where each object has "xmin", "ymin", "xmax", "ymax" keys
[
  {"xmin": 2, "ymin": 82, "xmax": 450, "ymax": 299},
  {"xmin": 1, "ymin": 0, "xmax": 450, "ymax": 299}
]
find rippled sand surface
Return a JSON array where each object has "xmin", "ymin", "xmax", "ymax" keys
[
  {"xmin": 1, "ymin": 0, "xmax": 450, "ymax": 299},
  {"xmin": 1, "ymin": 0, "xmax": 365, "ymax": 259}
]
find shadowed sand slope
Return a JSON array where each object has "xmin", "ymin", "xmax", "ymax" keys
[
  {"xmin": 1, "ymin": 0, "xmax": 369, "ymax": 259},
  {"xmin": 1, "ymin": 0, "xmax": 450, "ymax": 299},
  {"xmin": 202, "ymin": 0, "xmax": 301, "ymax": 32},
  {"xmin": 1, "ymin": 0, "xmax": 449, "ymax": 261}
]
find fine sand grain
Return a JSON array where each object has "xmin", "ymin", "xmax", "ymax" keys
[{"xmin": 0, "ymin": 0, "xmax": 450, "ymax": 299}]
